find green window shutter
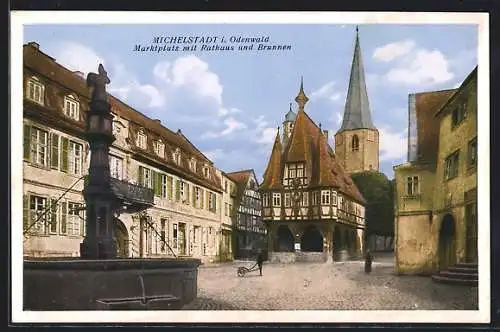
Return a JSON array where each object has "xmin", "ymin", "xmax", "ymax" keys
[
  {"xmin": 60, "ymin": 201, "xmax": 67, "ymax": 234},
  {"xmin": 186, "ymin": 184, "xmax": 190, "ymax": 204},
  {"xmin": 200, "ymin": 189, "xmax": 204, "ymax": 209},
  {"xmin": 167, "ymin": 176, "xmax": 173, "ymax": 200},
  {"xmin": 175, "ymin": 180, "xmax": 181, "ymax": 201},
  {"xmin": 151, "ymin": 170, "xmax": 156, "ymax": 194},
  {"xmin": 23, "ymin": 195, "xmax": 30, "ymax": 232},
  {"xmin": 50, "ymin": 198, "xmax": 58, "ymax": 233},
  {"xmin": 138, "ymin": 166, "xmax": 144, "ymax": 186},
  {"xmin": 192, "ymin": 187, "xmax": 197, "ymax": 207},
  {"xmin": 61, "ymin": 137, "xmax": 69, "ymax": 172},
  {"xmin": 154, "ymin": 172, "xmax": 162, "ymax": 197},
  {"xmin": 23, "ymin": 125, "xmax": 31, "ymax": 161},
  {"xmin": 51, "ymin": 134, "xmax": 60, "ymax": 169},
  {"xmin": 206, "ymin": 192, "xmax": 210, "ymax": 211}
]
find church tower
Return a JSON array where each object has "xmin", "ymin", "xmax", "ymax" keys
[{"xmin": 334, "ymin": 27, "xmax": 379, "ymax": 174}]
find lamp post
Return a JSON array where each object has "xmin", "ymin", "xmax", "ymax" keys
[{"xmin": 80, "ymin": 64, "xmax": 118, "ymax": 259}]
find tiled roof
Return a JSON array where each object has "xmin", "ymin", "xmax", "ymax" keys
[
  {"xmin": 226, "ymin": 169, "xmax": 257, "ymax": 206},
  {"xmin": 413, "ymin": 89, "xmax": 456, "ymax": 164},
  {"xmin": 434, "ymin": 66, "xmax": 477, "ymax": 118},
  {"xmin": 23, "ymin": 42, "xmax": 222, "ymax": 192},
  {"xmin": 260, "ymin": 130, "xmax": 283, "ymax": 190}
]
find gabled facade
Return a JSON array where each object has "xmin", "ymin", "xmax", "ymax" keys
[
  {"xmin": 226, "ymin": 169, "xmax": 266, "ymax": 260},
  {"xmin": 217, "ymin": 170, "xmax": 238, "ymax": 261},
  {"xmin": 335, "ymin": 28, "xmax": 380, "ymax": 174},
  {"xmin": 394, "ymin": 67, "xmax": 477, "ymax": 275},
  {"xmin": 260, "ymin": 79, "xmax": 366, "ymax": 263},
  {"xmin": 22, "ymin": 41, "xmax": 231, "ymax": 264}
]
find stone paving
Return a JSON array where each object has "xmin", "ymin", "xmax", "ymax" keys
[{"xmin": 182, "ymin": 254, "xmax": 478, "ymax": 310}]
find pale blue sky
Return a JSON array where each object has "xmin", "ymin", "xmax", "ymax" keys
[{"xmin": 24, "ymin": 24, "xmax": 478, "ymax": 181}]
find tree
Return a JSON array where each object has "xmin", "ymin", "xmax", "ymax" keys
[{"xmin": 350, "ymin": 171, "xmax": 394, "ymax": 238}]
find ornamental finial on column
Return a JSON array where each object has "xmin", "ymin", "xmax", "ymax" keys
[{"xmin": 295, "ymin": 76, "xmax": 309, "ymax": 110}]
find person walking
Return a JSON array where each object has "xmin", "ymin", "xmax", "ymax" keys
[
  {"xmin": 257, "ymin": 251, "xmax": 264, "ymax": 276},
  {"xmin": 365, "ymin": 249, "xmax": 373, "ymax": 274}
]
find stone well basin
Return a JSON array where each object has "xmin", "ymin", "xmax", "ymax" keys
[{"xmin": 23, "ymin": 258, "xmax": 201, "ymax": 310}]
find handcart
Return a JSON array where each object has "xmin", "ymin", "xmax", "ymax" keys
[{"xmin": 237, "ymin": 262, "xmax": 259, "ymax": 277}]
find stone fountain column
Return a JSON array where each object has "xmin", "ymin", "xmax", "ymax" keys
[{"xmin": 80, "ymin": 64, "xmax": 118, "ymax": 260}]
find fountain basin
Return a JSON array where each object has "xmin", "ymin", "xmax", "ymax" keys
[{"xmin": 23, "ymin": 258, "xmax": 201, "ymax": 310}]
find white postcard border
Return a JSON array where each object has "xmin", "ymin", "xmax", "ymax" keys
[{"xmin": 10, "ymin": 11, "xmax": 490, "ymax": 324}]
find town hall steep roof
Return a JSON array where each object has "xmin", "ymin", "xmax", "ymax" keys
[
  {"xmin": 23, "ymin": 42, "xmax": 222, "ymax": 192},
  {"xmin": 261, "ymin": 83, "xmax": 365, "ymax": 205}
]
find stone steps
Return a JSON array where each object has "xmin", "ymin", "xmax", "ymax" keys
[{"xmin": 432, "ymin": 262, "xmax": 478, "ymax": 286}]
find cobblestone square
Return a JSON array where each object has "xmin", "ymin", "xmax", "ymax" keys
[{"xmin": 183, "ymin": 255, "xmax": 478, "ymax": 310}]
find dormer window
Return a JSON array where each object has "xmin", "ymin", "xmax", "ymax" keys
[
  {"xmin": 26, "ymin": 76, "xmax": 45, "ymax": 105},
  {"xmin": 173, "ymin": 148, "xmax": 181, "ymax": 165},
  {"xmin": 136, "ymin": 129, "xmax": 147, "ymax": 149},
  {"xmin": 286, "ymin": 163, "xmax": 305, "ymax": 179},
  {"xmin": 203, "ymin": 165, "xmax": 210, "ymax": 178},
  {"xmin": 189, "ymin": 157, "xmax": 197, "ymax": 172},
  {"xmin": 154, "ymin": 139, "xmax": 165, "ymax": 158},
  {"xmin": 64, "ymin": 95, "xmax": 79, "ymax": 121}
]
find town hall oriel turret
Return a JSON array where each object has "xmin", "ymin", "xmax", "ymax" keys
[
  {"xmin": 260, "ymin": 77, "xmax": 366, "ymax": 264},
  {"xmin": 335, "ymin": 27, "xmax": 380, "ymax": 174}
]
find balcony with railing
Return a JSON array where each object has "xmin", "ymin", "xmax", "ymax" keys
[
  {"xmin": 84, "ymin": 176, "xmax": 154, "ymax": 213},
  {"xmin": 111, "ymin": 178, "xmax": 154, "ymax": 212}
]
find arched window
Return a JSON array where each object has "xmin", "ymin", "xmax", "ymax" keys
[
  {"xmin": 136, "ymin": 129, "xmax": 147, "ymax": 149},
  {"xmin": 351, "ymin": 135, "xmax": 359, "ymax": 151},
  {"xmin": 154, "ymin": 139, "xmax": 165, "ymax": 158},
  {"xmin": 189, "ymin": 157, "xmax": 197, "ymax": 172},
  {"xmin": 173, "ymin": 148, "xmax": 181, "ymax": 165}
]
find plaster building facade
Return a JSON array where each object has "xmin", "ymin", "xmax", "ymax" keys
[
  {"xmin": 217, "ymin": 170, "xmax": 237, "ymax": 261},
  {"xmin": 22, "ymin": 41, "xmax": 236, "ymax": 264},
  {"xmin": 226, "ymin": 170, "xmax": 266, "ymax": 260},
  {"xmin": 394, "ymin": 67, "xmax": 477, "ymax": 275}
]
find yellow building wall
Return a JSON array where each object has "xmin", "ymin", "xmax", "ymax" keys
[
  {"xmin": 433, "ymin": 76, "xmax": 477, "ymax": 263},
  {"xmin": 394, "ymin": 164, "xmax": 436, "ymax": 274},
  {"xmin": 394, "ymin": 70, "xmax": 477, "ymax": 274}
]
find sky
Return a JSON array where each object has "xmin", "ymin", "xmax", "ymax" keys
[{"xmin": 23, "ymin": 24, "xmax": 478, "ymax": 181}]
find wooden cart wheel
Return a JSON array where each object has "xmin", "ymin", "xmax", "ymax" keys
[{"xmin": 237, "ymin": 267, "xmax": 247, "ymax": 277}]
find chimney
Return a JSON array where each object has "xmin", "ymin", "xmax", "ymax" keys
[
  {"xmin": 73, "ymin": 71, "xmax": 84, "ymax": 79},
  {"xmin": 28, "ymin": 42, "xmax": 40, "ymax": 49},
  {"xmin": 323, "ymin": 130, "xmax": 329, "ymax": 142}
]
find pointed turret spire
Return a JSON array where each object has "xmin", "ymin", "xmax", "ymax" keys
[
  {"xmin": 337, "ymin": 26, "xmax": 375, "ymax": 133},
  {"xmin": 295, "ymin": 76, "xmax": 309, "ymax": 110},
  {"xmin": 261, "ymin": 128, "xmax": 283, "ymax": 190}
]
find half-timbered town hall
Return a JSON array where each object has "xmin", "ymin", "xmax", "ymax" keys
[
  {"xmin": 260, "ymin": 29, "xmax": 374, "ymax": 263},
  {"xmin": 260, "ymin": 81, "xmax": 366, "ymax": 263}
]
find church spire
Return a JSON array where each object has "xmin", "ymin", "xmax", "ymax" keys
[
  {"xmin": 295, "ymin": 76, "xmax": 309, "ymax": 111},
  {"xmin": 337, "ymin": 26, "xmax": 375, "ymax": 133}
]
